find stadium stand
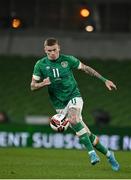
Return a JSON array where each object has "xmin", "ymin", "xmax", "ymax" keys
[{"xmin": 0, "ymin": 55, "xmax": 130, "ymax": 127}]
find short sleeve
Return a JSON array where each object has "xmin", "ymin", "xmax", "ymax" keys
[
  {"xmin": 32, "ymin": 60, "xmax": 42, "ymax": 80},
  {"xmin": 68, "ymin": 56, "xmax": 80, "ymax": 69}
]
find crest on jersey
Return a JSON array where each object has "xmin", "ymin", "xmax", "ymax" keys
[{"xmin": 61, "ymin": 61, "xmax": 68, "ymax": 68}]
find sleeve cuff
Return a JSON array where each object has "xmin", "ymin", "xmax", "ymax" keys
[{"xmin": 32, "ymin": 75, "xmax": 41, "ymax": 81}]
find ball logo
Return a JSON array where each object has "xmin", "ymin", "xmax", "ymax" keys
[{"xmin": 50, "ymin": 114, "xmax": 70, "ymax": 132}]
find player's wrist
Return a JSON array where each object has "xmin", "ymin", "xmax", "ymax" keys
[
  {"xmin": 35, "ymin": 82, "xmax": 42, "ymax": 88},
  {"xmin": 39, "ymin": 82, "xmax": 45, "ymax": 87},
  {"xmin": 99, "ymin": 76, "xmax": 107, "ymax": 83}
]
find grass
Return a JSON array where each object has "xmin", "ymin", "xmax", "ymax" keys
[{"xmin": 0, "ymin": 148, "xmax": 130, "ymax": 179}]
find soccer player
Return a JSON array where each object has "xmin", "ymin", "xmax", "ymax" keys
[{"xmin": 31, "ymin": 38, "xmax": 120, "ymax": 171}]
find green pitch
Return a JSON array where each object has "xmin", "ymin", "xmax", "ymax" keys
[{"xmin": 0, "ymin": 148, "xmax": 130, "ymax": 179}]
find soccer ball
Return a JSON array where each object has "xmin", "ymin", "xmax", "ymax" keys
[{"xmin": 50, "ymin": 114, "xmax": 70, "ymax": 132}]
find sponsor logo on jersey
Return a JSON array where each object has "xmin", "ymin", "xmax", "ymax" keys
[
  {"xmin": 61, "ymin": 61, "xmax": 68, "ymax": 68},
  {"xmin": 46, "ymin": 66, "xmax": 50, "ymax": 70}
]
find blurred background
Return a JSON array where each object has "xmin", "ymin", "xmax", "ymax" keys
[{"xmin": 0, "ymin": 0, "xmax": 131, "ymax": 150}]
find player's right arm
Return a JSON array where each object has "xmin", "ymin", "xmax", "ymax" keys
[
  {"xmin": 31, "ymin": 60, "xmax": 51, "ymax": 91},
  {"xmin": 31, "ymin": 77, "xmax": 51, "ymax": 91}
]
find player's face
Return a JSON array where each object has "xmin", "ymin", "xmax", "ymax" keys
[{"xmin": 44, "ymin": 44, "xmax": 60, "ymax": 60}]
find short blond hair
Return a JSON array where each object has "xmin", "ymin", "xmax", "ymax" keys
[{"xmin": 44, "ymin": 38, "xmax": 59, "ymax": 47}]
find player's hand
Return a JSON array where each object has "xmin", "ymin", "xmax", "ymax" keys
[
  {"xmin": 42, "ymin": 77, "xmax": 51, "ymax": 86},
  {"xmin": 105, "ymin": 80, "xmax": 117, "ymax": 91}
]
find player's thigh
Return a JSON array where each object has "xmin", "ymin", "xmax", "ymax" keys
[
  {"xmin": 56, "ymin": 103, "xmax": 69, "ymax": 117},
  {"xmin": 67, "ymin": 97, "xmax": 83, "ymax": 124},
  {"xmin": 68, "ymin": 97, "xmax": 91, "ymax": 134},
  {"xmin": 56, "ymin": 97, "xmax": 83, "ymax": 115}
]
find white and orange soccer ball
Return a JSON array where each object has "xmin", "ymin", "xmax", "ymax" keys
[{"xmin": 50, "ymin": 114, "xmax": 70, "ymax": 132}]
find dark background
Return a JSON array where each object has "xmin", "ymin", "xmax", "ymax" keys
[{"xmin": 0, "ymin": 0, "xmax": 131, "ymax": 32}]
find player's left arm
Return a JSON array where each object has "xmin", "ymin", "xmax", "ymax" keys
[{"xmin": 78, "ymin": 62, "xmax": 117, "ymax": 91}]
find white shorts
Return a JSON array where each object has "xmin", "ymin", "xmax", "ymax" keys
[
  {"xmin": 56, "ymin": 97, "xmax": 91, "ymax": 134},
  {"xmin": 56, "ymin": 97, "xmax": 83, "ymax": 120}
]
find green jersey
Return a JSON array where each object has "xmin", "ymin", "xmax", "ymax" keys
[{"xmin": 33, "ymin": 54, "xmax": 81, "ymax": 109}]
